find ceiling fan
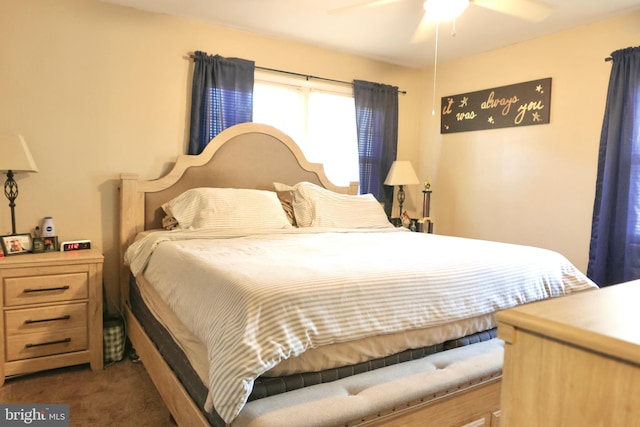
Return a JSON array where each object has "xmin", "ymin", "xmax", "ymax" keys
[{"xmin": 330, "ymin": 0, "xmax": 552, "ymax": 43}]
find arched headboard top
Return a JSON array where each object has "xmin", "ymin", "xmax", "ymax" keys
[
  {"xmin": 119, "ymin": 123, "xmax": 358, "ymax": 305},
  {"xmin": 139, "ymin": 124, "xmax": 356, "ymax": 230}
]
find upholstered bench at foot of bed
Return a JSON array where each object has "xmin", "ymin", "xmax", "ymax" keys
[{"xmin": 233, "ymin": 338, "xmax": 503, "ymax": 427}]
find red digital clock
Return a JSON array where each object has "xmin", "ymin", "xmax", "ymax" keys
[{"xmin": 60, "ymin": 240, "xmax": 91, "ymax": 251}]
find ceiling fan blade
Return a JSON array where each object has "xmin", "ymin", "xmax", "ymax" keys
[
  {"xmin": 471, "ymin": 0, "xmax": 552, "ymax": 22},
  {"xmin": 328, "ymin": 0, "xmax": 404, "ymax": 15},
  {"xmin": 411, "ymin": 12, "xmax": 435, "ymax": 44}
]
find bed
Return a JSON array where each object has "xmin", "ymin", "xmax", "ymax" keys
[{"xmin": 118, "ymin": 122, "xmax": 597, "ymax": 427}]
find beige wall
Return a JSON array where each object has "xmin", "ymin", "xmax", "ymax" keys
[
  {"xmin": 0, "ymin": 0, "xmax": 422, "ymax": 311},
  {"xmin": 418, "ymin": 12, "xmax": 640, "ymax": 273}
]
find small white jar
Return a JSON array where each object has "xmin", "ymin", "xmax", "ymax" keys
[{"xmin": 42, "ymin": 217, "xmax": 56, "ymax": 237}]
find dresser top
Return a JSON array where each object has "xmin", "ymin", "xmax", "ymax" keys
[
  {"xmin": 497, "ymin": 280, "xmax": 640, "ymax": 365},
  {"xmin": 0, "ymin": 248, "xmax": 103, "ymax": 268}
]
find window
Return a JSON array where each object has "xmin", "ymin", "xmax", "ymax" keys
[{"xmin": 253, "ymin": 71, "xmax": 359, "ymax": 187}]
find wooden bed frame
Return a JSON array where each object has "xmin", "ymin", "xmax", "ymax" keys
[{"xmin": 119, "ymin": 123, "xmax": 501, "ymax": 427}]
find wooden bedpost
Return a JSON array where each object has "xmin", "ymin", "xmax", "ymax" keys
[
  {"xmin": 119, "ymin": 173, "xmax": 143, "ymax": 310},
  {"xmin": 348, "ymin": 181, "xmax": 359, "ymax": 195}
]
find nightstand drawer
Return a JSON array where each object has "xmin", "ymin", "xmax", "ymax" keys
[
  {"xmin": 3, "ymin": 273, "xmax": 88, "ymax": 307},
  {"xmin": 5, "ymin": 326, "xmax": 88, "ymax": 361},
  {"xmin": 4, "ymin": 303, "xmax": 89, "ymax": 361},
  {"xmin": 4, "ymin": 303, "xmax": 88, "ymax": 336}
]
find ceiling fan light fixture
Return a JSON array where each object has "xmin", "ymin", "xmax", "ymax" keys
[{"xmin": 423, "ymin": 0, "xmax": 469, "ymax": 21}]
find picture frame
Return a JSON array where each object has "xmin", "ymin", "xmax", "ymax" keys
[
  {"xmin": 32, "ymin": 237, "xmax": 45, "ymax": 253},
  {"xmin": 42, "ymin": 236, "xmax": 59, "ymax": 252},
  {"xmin": 1, "ymin": 234, "xmax": 33, "ymax": 256}
]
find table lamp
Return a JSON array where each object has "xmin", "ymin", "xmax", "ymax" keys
[
  {"xmin": 0, "ymin": 133, "xmax": 39, "ymax": 235},
  {"xmin": 384, "ymin": 160, "xmax": 419, "ymax": 216}
]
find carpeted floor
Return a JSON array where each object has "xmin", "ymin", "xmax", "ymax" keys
[{"xmin": 0, "ymin": 359, "xmax": 174, "ymax": 426}]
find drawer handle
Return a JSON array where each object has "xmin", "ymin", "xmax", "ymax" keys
[
  {"xmin": 25, "ymin": 338, "xmax": 71, "ymax": 348},
  {"xmin": 24, "ymin": 315, "xmax": 71, "ymax": 324},
  {"xmin": 23, "ymin": 285, "xmax": 70, "ymax": 293}
]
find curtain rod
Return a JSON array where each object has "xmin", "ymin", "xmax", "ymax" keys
[
  {"xmin": 605, "ymin": 56, "xmax": 612, "ymax": 62},
  {"xmin": 256, "ymin": 66, "xmax": 407, "ymax": 95},
  {"xmin": 186, "ymin": 54, "xmax": 406, "ymax": 94}
]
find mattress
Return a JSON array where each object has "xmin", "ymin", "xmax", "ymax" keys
[
  {"xmin": 130, "ymin": 275, "xmax": 498, "ymax": 426},
  {"xmin": 129, "ymin": 276, "xmax": 224, "ymax": 426},
  {"xmin": 134, "ymin": 272, "xmax": 497, "ymax": 382},
  {"xmin": 125, "ymin": 227, "xmax": 597, "ymax": 424}
]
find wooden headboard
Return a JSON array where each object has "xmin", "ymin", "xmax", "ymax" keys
[{"xmin": 119, "ymin": 122, "xmax": 358, "ymax": 306}]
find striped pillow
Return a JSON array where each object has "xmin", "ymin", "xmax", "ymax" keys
[
  {"xmin": 161, "ymin": 188, "xmax": 292, "ymax": 230},
  {"xmin": 273, "ymin": 182, "xmax": 392, "ymax": 229},
  {"xmin": 273, "ymin": 182, "xmax": 314, "ymax": 227}
]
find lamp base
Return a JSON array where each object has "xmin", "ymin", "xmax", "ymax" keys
[
  {"xmin": 4, "ymin": 170, "xmax": 18, "ymax": 235},
  {"xmin": 397, "ymin": 184, "xmax": 406, "ymax": 215}
]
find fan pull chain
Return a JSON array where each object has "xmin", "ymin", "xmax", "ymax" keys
[{"xmin": 431, "ymin": 21, "xmax": 439, "ymax": 116}]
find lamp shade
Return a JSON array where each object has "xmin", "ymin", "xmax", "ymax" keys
[
  {"xmin": 384, "ymin": 161, "xmax": 419, "ymax": 186},
  {"xmin": 0, "ymin": 133, "xmax": 39, "ymax": 173}
]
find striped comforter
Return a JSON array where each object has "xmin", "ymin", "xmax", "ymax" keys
[{"xmin": 124, "ymin": 227, "xmax": 597, "ymax": 424}]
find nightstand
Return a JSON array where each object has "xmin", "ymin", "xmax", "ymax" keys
[{"xmin": 0, "ymin": 249, "xmax": 104, "ymax": 385}]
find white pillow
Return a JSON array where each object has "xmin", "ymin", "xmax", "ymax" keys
[
  {"xmin": 162, "ymin": 187, "xmax": 292, "ymax": 230},
  {"xmin": 273, "ymin": 181, "xmax": 392, "ymax": 229}
]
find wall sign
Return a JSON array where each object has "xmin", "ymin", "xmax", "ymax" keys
[{"xmin": 441, "ymin": 78, "xmax": 552, "ymax": 134}]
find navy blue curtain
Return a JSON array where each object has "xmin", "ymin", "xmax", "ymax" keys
[
  {"xmin": 353, "ymin": 80, "xmax": 399, "ymax": 217},
  {"xmin": 587, "ymin": 46, "xmax": 640, "ymax": 287},
  {"xmin": 188, "ymin": 52, "xmax": 255, "ymax": 155}
]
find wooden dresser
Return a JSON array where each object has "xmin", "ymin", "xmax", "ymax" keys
[
  {"xmin": 497, "ymin": 280, "xmax": 640, "ymax": 427},
  {"xmin": 0, "ymin": 249, "xmax": 104, "ymax": 385}
]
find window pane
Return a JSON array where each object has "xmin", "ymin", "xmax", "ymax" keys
[
  {"xmin": 307, "ymin": 91, "xmax": 359, "ymax": 186},
  {"xmin": 253, "ymin": 80, "xmax": 359, "ymax": 188},
  {"xmin": 253, "ymin": 83, "xmax": 305, "ymax": 148}
]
